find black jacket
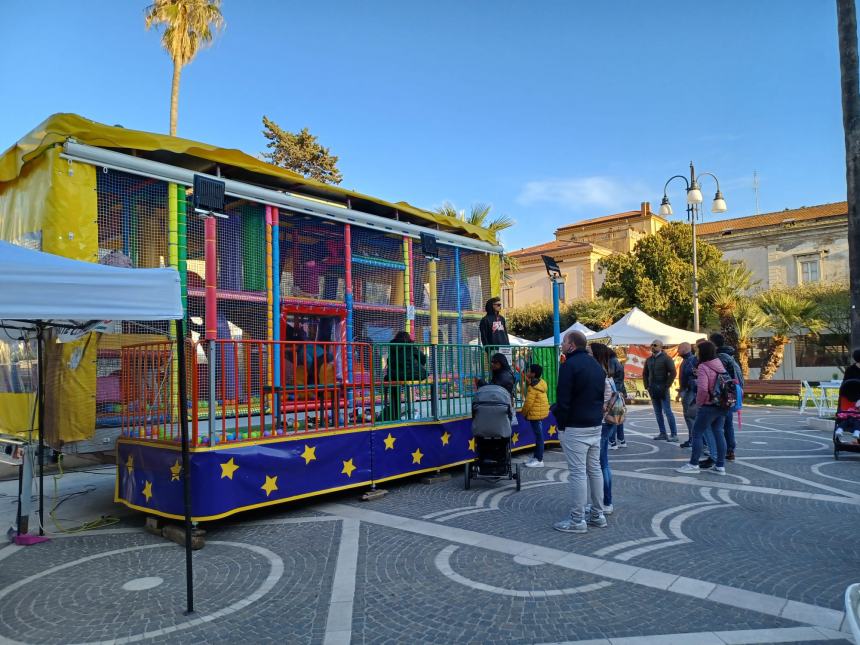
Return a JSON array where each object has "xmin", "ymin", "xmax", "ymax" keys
[
  {"xmin": 554, "ymin": 349, "xmax": 606, "ymax": 428},
  {"xmin": 643, "ymin": 351, "xmax": 676, "ymax": 392},
  {"xmin": 479, "ymin": 300, "xmax": 509, "ymax": 346}
]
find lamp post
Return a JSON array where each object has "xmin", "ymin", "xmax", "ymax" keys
[
  {"xmin": 659, "ymin": 162, "xmax": 727, "ymax": 332},
  {"xmin": 542, "ymin": 254, "xmax": 563, "ymax": 348}
]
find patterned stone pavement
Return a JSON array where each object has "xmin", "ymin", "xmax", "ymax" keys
[{"xmin": 0, "ymin": 406, "xmax": 856, "ymax": 644}]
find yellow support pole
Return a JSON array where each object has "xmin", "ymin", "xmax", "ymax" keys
[
  {"xmin": 168, "ymin": 184, "xmax": 179, "ymax": 437},
  {"xmin": 428, "ymin": 259, "xmax": 439, "ymax": 345},
  {"xmin": 402, "ymin": 237, "xmax": 411, "ymax": 333}
]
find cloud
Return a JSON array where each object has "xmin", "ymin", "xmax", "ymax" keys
[{"xmin": 516, "ymin": 176, "xmax": 647, "ymax": 212}]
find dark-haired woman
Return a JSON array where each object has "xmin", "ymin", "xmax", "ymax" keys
[
  {"xmin": 676, "ymin": 341, "xmax": 728, "ymax": 475},
  {"xmin": 381, "ymin": 332, "xmax": 427, "ymax": 421}
]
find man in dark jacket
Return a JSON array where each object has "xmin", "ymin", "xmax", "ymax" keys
[
  {"xmin": 709, "ymin": 333, "xmax": 744, "ymax": 461},
  {"xmin": 552, "ymin": 331, "xmax": 608, "ymax": 534},
  {"xmin": 676, "ymin": 342, "xmax": 698, "ymax": 448},
  {"xmin": 643, "ymin": 339, "xmax": 678, "ymax": 442},
  {"xmin": 479, "ymin": 297, "xmax": 510, "ymax": 347}
]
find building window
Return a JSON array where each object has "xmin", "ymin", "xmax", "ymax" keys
[
  {"xmin": 557, "ymin": 280, "xmax": 566, "ymax": 303},
  {"xmin": 794, "ymin": 333, "xmax": 849, "ymax": 368},
  {"xmin": 501, "ymin": 287, "xmax": 514, "ymax": 309},
  {"xmin": 746, "ymin": 338, "xmax": 771, "ymax": 369},
  {"xmin": 797, "ymin": 255, "xmax": 820, "ymax": 284}
]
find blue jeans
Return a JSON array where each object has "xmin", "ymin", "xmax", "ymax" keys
[
  {"xmin": 600, "ymin": 423, "xmax": 613, "ymax": 506},
  {"xmin": 530, "ymin": 419, "xmax": 544, "ymax": 461},
  {"xmin": 689, "ymin": 405, "xmax": 728, "ymax": 467},
  {"xmin": 723, "ymin": 411, "xmax": 736, "ymax": 451},
  {"xmin": 608, "ymin": 423, "xmax": 625, "ymax": 444},
  {"xmin": 650, "ymin": 391, "xmax": 678, "ymax": 437}
]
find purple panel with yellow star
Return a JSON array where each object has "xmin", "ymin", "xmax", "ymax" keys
[{"xmin": 114, "ymin": 414, "xmax": 560, "ymax": 522}]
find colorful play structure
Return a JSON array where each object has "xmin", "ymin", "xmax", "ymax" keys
[{"xmin": 0, "ymin": 115, "xmax": 559, "ymax": 521}]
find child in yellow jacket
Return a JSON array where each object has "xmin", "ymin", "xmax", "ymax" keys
[{"xmin": 521, "ymin": 364, "xmax": 550, "ymax": 468}]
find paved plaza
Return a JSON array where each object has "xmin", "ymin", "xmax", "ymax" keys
[{"xmin": 0, "ymin": 406, "xmax": 857, "ymax": 644}]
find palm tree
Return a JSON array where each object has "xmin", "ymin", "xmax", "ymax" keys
[
  {"xmin": 837, "ymin": 0, "xmax": 860, "ymax": 348},
  {"xmin": 145, "ymin": 0, "xmax": 225, "ymax": 136},
  {"xmin": 572, "ymin": 297, "xmax": 627, "ymax": 330},
  {"xmin": 756, "ymin": 290, "xmax": 821, "ymax": 380},
  {"xmin": 435, "ymin": 202, "xmax": 515, "ymax": 241},
  {"xmin": 732, "ymin": 298, "xmax": 768, "ymax": 378},
  {"xmin": 702, "ymin": 261, "xmax": 758, "ymax": 347}
]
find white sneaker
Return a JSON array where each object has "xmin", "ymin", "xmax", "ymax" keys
[
  {"xmin": 675, "ymin": 463, "xmax": 701, "ymax": 474},
  {"xmin": 618, "ymin": 441, "xmax": 627, "ymax": 447},
  {"xmin": 585, "ymin": 503, "xmax": 613, "ymax": 516},
  {"xmin": 524, "ymin": 459, "xmax": 544, "ymax": 468},
  {"xmin": 609, "ymin": 443, "xmax": 619, "ymax": 450},
  {"xmin": 712, "ymin": 466, "xmax": 726, "ymax": 475}
]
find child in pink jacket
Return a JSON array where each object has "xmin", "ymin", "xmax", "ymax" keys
[{"xmin": 676, "ymin": 341, "xmax": 729, "ymax": 475}]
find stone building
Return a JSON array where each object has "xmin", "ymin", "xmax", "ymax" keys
[{"xmin": 504, "ymin": 202, "xmax": 665, "ymax": 308}]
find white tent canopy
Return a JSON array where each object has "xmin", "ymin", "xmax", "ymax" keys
[
  {"xmin": 588, "ymin": 307, "xmax": 705, "ymax": 346},
  {"xmin": 469, "ymin": 334, "xmax": 533, "ymax": 347},
  {"xmin": 534, "ymin": 321, "xmax": 595, "ymax": 346},
  {"xmin": 0, "ymin": 241, "xmax": 182, "ymax": 339}
]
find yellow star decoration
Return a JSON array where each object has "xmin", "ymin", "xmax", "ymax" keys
[
  {"xmin": 468, "ymin": 437, "xmax": 476, "ymax": 452},
  {"xmin": 125, "ymin": 455, "xmax": 134, "ymax": 476},
  {"xmin": 512, "ymin": 432, "xmax": 519, "ymax": 445},
  {"xmin": 383, "ymin": 433, "xmax": 396, "ymax": 450},
  {"xmin": 548, "ymin": 425, "xmax": 558, "ymax": 437},
  {"xmin": 342, "ymin": 458, "xmax": 357, "ymax": 478},
  {"xmin": 142, "ymin": 480, "xmax": 153, "ymax": 503},
  {"xmin": 301, "ymin": 444, "xmax": 317, "ymax": 465},
  {"xmin": 261, "ymin": 475, "xmax": 279, "ymax": 497},
  {"xmin": 440, "ymin": 431, "xmax": 451, "ymax": 446},
  {"xmin": 411, "ymin": 448, "xmax": 424, "ymax": 465},
  {"xmin": 170, "ymin": 459, "xmax": 181, "ymax": 482},
  {"xmin": 220, "ymin": 457, "xmax": 239, "ymax": 480}
]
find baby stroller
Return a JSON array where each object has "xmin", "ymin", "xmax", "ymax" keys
[
  {"xmin": 833, "ymin": 379, "xmax": 860, "ymax": 460},
  {"xmin": 465, "ymin": 384, "xmax": 521, "ymax": 490}
]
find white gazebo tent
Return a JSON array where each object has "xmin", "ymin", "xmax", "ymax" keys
[
  {"xmin": 588, "ymin": 307, "xmax": 705, "ymax": 346},
  {"xmin": 0, "ymin": 241, "xmax": 188, "ymax": 591},
  {"xmin": 534, "ymin": 321, "xmax": 596, "ymax": 346}
]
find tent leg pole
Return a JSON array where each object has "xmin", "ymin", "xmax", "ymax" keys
[
  {"xmin": 175, "ymin": 319, "xmax": 194, "ymax": 614},
  {"xmin": 37, "ymin": 323, "xmax": 45, "ymax": 537}
]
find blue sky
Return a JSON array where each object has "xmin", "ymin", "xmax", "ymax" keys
[{"xmin": 1, "ymin": 1, "xmax": 847, "ymax": 250}]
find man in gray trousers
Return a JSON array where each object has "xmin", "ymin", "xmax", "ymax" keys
[{"xmin": 552, "ymin": 331, "xmax": 608, "ymax": 533}]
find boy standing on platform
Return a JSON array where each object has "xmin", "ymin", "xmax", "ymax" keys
[{"xmin": 522, "ymin": 364, "xmax": 550, "ymax": 468}]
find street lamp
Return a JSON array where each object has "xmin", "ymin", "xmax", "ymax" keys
[
  {"xmin": 659, "ymin": 162, "xmax": 727, "ymax": 332},
  {"xmin": 542, "ymin": 254, "xmax": 563, "ymax": 348}
]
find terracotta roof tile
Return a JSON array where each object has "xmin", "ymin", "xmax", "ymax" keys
[
  {"xmin": 555, "ymin": 208, "xmax": 662, "ymax": 232},
  {"xmin": 698, "ymin": 202, "xmax": 846, "ymax": 236},
  {"xmin": 508, "ymin": 239, "xmax": 593, "ymax": 258}
]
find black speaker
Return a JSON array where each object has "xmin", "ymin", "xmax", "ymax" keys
[
  {"xmin": 192, "ymin": 175, "xmax": 226, "ymax": 215},
  {"xmin": 420, "ymin": 232, "xmax": 439, "ymax": 260}
]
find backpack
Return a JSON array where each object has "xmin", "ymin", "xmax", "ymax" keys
[
  {"xmin": 605, "ymin": 378, "xmax": 627, "ymax": 425},
  {"xmin": 709, "ymin": 367, "xmax": 738, "ymax": 410}
]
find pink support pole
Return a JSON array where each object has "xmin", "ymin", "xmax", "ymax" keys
[{"xmin": 205, "ymin": 217, "xmax": 218, "ymax": 340}]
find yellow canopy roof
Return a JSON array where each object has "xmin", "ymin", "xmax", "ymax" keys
[{"xmin": 0, "ymin": 113, "xmax": 496, "ymax": 244}]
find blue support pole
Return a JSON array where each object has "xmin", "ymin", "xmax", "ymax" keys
[
  {"xmin": 552, "ymin": 279, "xmax": 561, "ymax": 348},
  {"xmin": 454, "ymin": 247, "xmax": 463, "ymax": 345}
]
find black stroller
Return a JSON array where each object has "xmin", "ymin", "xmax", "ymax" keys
[
  {"xmin": 833, "ymin": 379, "xmax": 860, "ymax": 460},
  {"xmin": 465, "ymin": 384, "xmax": 521, "ymax": 490}
]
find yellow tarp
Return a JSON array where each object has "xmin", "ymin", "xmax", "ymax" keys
[
  {"xmin": 0, "ymin": 113, "xmax": 497, "ymax": 245},
  {"xmin": 0, "ymin": 393, "xmax": 36, "ymax": 436}
]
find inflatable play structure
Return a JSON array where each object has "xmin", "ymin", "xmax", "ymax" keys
[{"xmin": 0, "ymin": 114, "xmax": 559, "ymax": 521}]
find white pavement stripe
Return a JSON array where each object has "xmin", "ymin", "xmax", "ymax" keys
[
  {"xmin": 614, "ymin": 455, "xmax": 829, "ymax": 462},
  {"xmin": 611, "ymin": 469, "xmax": 860, "ymax": 506},
  {"xmin": 810, "ymin": 461, "xmax": 860, "ymax": 486},
  {"xmin": 732, "ymin": 460, "xmax": 860, "ymax": 499},
  {"xmin": 323, "ymin": 518, "xmax": 360, "ymax": 645},
  {"xmin": 536, "ymin": 625, "xmax": 847, "ymax": 645},
  {"xmin": 434, "ymin": 545, "xmax": 613, "ymax": 597},
  {"xmin": 320, "ymin": 504, "xmax": 846, "ymax": 632},
  {"xmin": 0, "ymin": 543, "xmax": 23, "ymax": 563}
]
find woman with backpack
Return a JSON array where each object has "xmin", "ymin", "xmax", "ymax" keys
[
  {"xmin": 676, "ymin": 341, "xmax": 729, "ymax": 475},
  {"xmin": 591, "ymin": 343, "xmax": 625, "ymax": 513}
]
